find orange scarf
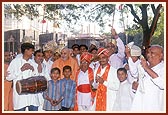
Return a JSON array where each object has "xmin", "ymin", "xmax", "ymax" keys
[
  {"xmin": 95, "ymin": 64, "xmax": 110, "ymax": 111},
  {"xmin": 74, "ymin": 67, "xmax": 95, "ymax": 111}
]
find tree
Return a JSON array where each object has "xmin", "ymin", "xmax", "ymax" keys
[
  {"xmin": 86, "ymin": 4, "xmax": 116, "ymax": 28},
  {"xmin": 23, "ymin": 4, "xmax": 41, "ymax": 20},
  {"xmin": 126, "ymin": 4, "xmax": 163, "ymax": 48},
  {"xmin": 4, "ymin": 3, "xmax": 164, "ymax": 46}
]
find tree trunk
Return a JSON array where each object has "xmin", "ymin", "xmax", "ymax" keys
[{"xmin": 142, "ymin": 30, "xmax": 151, "ymax": 49}]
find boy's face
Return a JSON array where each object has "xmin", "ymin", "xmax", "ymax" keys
[
  {"xmin": 80, "ymin": 46, "xmax": 87, "ymax": 54},
  {"xmin": 91, "ymin": 49, "xmax": 98, "ymax": 58},
  {"xmin": 34, "ymin": 52, "xmax": 44, "ymax": 64},
  {"xmin": 117, "ymin": 71, "xmax": 127, "ymax": 82},
  {"xmin": 44, "ymin": 50, "xmax": 53, "ymax": 59},
  {"xmin": 63, "ymin": 69, "xmax": 72, "ymax": 79},
  {"xmin": 4, "ymin": 52, "xmax": 11, "ymax": 63},
  {"xmin": 131, "ymin": 56, "xmax": 139, "ymax": 63},
  {"xmin": 73, "ymin": 47, "xmax": 80, "ymax": 56},
  {"xmin": 51, "ymin": 70, "xmax": 60, "ymax": 81},
  {"xmin": 25, "ymin": 48, "xmax": 34, "ymax": 58}
]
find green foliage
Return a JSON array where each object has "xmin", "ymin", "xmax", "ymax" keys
[
  {"xmin": 125, "ymin": 26, "xmax": 142, "ymax": 36},
  {"xmin": 153, "ymin": 8, "xmax": 164, "ymax": 38},
  {"xmin": 12, "ymin": 4, "xmax": 25, "ymax": 20},
  {"xmin": 24, "ymin": 4, "xmax": 41, "ymax": 20},
  {"xmin": 86, "ymin": 4, "xmax": 115, "ymax": 28}
]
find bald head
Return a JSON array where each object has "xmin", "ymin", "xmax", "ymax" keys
[
  {"xmin": 147, "ymin": 45, "xmax": 164, "ymax": 66},
  {"xmin": 61, "ymin": 47, "xmax": 70, "ymax": 61},
  {"xmin": 151, "ymin": 45, "xmax": 163, "ymax": 53}
]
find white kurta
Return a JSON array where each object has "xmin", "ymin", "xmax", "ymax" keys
[
  {"xmin": 113, "ymin": 80, "xmax": 133, "ymax": 111},
  {"xmin": 131, "ymin": 61, "xmax": 165, "ymax": 112},
  {"xmin": 108, "ymin": 37, "xmax": 125, "ymax": 69},
  {"xmin": 93, "ymin": 65, "xmax": 120, "ymax": 111},
  {"xmin": 31, "ymin": 59, "xmax": 48, "ymax": 111},
  {"xmin": 89, "ymin": 61, "xmax": 100, "ymax": 71},
  {"xmin": 43, "ymin": 59, "xmax": 53, "ymax": 81},
  {"xmin": 76, "ymin": 54, "xmax": 80, "ymax": 66},
  {"xmin": 6, "ymin": 56, "xmax": 39, "ymax": 110},
  {"xmin": 77, "ymin": 70, "xmax": 92, "ymax": 106},
  {"xmin": 127, "ymin": 57, "xmax": 141, "ymax": 84}
]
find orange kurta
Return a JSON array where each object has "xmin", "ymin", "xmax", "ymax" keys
[
  {"xmin": 52, "ymin": 57, "xmax": 79, "ymax": 81},
  {"xmin": 95, "ymin": 64, "xmax": 110, "ymax": 111},
  {"xmin": 4, "ymin": 63, "xmax": 13, "ymax": 111}
]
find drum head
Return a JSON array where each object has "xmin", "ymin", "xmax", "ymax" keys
[{"xmin": 16, "ymin": 81, "xmax": 22, "ymax": 95}]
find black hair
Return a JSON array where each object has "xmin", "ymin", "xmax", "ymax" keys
[
  {"xmin": 51, "ymin": 67, "xmax": 61, "ymax": 74},
  {"xmin": 63, "ymin": 65, "xmax": 72, "ymax": 72},
  {"xmin": 34, "ymin": 49, "xmax": 44, "ymax": 56},
  {"xmin": 79, "ymin": 44, "xmax": 88, "ymax": 50},
  {"xmin": 21, "ymin": 43, "xmax": 34, "ymax": 54},
  {"xmin": 89, "ymin": 47, "xmax": 98, "ymax": 53},
  {"xmin": 117, "ymin": 68, "xmax": 127, "ymax": 74},
  {"xmin": 72, "ymin": 44, "xmax": 79, "ymax": 49}
]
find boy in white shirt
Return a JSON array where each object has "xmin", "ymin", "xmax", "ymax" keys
[{"xmin": 113, "ymin": 68, "xmax": 134, "ymax": 111}]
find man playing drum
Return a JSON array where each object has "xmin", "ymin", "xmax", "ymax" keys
[{"xmin": 6, "ymin": 43, "xmax": 39, "ymax": 111}]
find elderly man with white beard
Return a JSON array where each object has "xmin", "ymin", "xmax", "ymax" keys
[{"xmin": 52, "ymin": 47, "xmax": 79, "ymax": 81}]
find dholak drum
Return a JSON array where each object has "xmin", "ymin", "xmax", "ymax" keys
[{"xmin": 16, "ymin": 76, "xmax": 47, "ymax": 95}]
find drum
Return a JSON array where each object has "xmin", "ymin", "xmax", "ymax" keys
[{"xmin": 16, "ymin": 76, "xmax": 47, "ymax": 95}]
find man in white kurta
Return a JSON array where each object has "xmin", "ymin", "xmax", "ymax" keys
[
  {"xmin": 42, "ymin": 40, "xmax": 57, "ymax": 81},
  {"xmin": 43, "ymin": 53, "xmax": 53, "ymax": 81},
  {"xmin": 89, "ymin": 47, "xmax": 100, "ymax": 71},
  {"xmin": 76, "ymin": 52, "xmax": 95, "ymax": 111},
  {"xmin": 31, "ymin": 49, "xmax": 48, "ymax": 111},
  {"xmin": 6, "ymin": 43, "xmax": 39, "ymax": 111},
  {"xmin": 92, "ymin": 48, "xmax": 120, "ymax": 111},
  {"xmin": 131, "ymin": 45, "xmax": 165, "ymax": 112},
  {"xmin": 77, "ymin": 69, "xmax": 93, "ymax": 111},
  {"xmin": 106, "ymin": 28, "xmax": 125, "ymax": 69}
]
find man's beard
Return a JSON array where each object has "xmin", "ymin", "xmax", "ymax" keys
[{"xmin": 62, "ymin": 57, "xmax": 68, "ymax": 61}]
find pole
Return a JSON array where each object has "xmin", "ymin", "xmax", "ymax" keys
[{"xmin": 112, "ymin": 7, "xmax": 115, "ymax": 27}]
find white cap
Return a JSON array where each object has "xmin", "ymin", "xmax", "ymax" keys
[
  {"xmin": 43, "ymin": 40, "xmax": 58, "ymax": 52},
  {"xmin": 127, "ymin": 42, "xmax": 134, "ymax": 49},
  {"xmin": 90, "ymin": 40, "xmax": 100, "ymax": 48},
  {"xmin": 22, "ymin": 36, "xmax": 32, "ymax": 43},
  {"xmin": 130, "ymin": 45, "xmax": 141, "ymax": 56}
]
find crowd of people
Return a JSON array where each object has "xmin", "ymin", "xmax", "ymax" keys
[{"xmin": 4, "ymin": 27, "xmax": 165, "ymax": 112}]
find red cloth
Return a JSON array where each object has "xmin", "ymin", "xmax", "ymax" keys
[
  {"xmin": 97, "ymin": 48, "xmax": 109, "ymax": 57},
  {"xmin": 4, "ymin": 64, "xmax": 13, "ymax": 111},
  {"xmin": 95, "ymin": 64, "xmax": 110, "ymax": 111},
  {"xmin": 80, "ymin": 52, "xmax": 93, "ymax": 63},
  {"xmin": 74, "ymin": 67, "xmax": 95, "ymax": 111},
  {"xmin": 77, "ymin": 84, "xmax": 91, "ymax": 93}
]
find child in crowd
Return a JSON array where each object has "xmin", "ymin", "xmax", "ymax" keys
[
  {"xmin": 43, "ymin": 67, "xmax": 64, "ymax": 111},
  {"xmin": 60, "ymin": 65, "xmax": 76, "ymax": 111},
  {"xmin": 113, "ymin": 68, "xmax": 134, "ymax": 111}
]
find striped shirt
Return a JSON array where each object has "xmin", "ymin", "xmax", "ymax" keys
[
  {"xmin": 43, "ymin": 80, "xmax": 65, "ymax": 111},
  {"xmin": 60, "ymin": 78, "xmax": 76, "ymax": 108}
]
